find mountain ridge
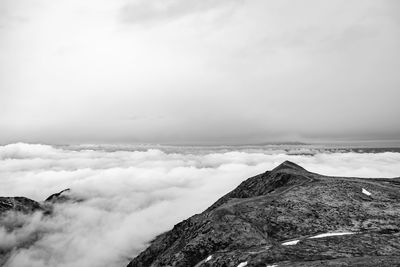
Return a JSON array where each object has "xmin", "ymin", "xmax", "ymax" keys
[{"xmin": 128, "ymin": 161, "xmax": 400, "ymax": 267}]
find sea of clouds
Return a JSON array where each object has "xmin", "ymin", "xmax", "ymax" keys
[{"xmin": 0, "ymin": 142, "xmax": 400, "ymax": 267}]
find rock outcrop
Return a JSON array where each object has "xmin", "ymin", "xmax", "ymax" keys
[
  {"xmin": 45, "ymin": 188, "xmax": 72, "ymax": 203},
  {"xmin": 0, "ymin": 189, "xmax": 71, "ymax": 265},
  {"xmin": 0, "ymin": 197, "xmax": 44, "ymax": 214},
  {"xmin": 128, "ymin": 161, "xmax": 400, "ymax": 267}
]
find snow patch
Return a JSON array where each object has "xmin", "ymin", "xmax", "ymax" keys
[
  {"xmin": 237, "ymin": 261, "xmax": 248, "ymax": 267},
  {"xmin": 309, "ymin": 232, "xmax": 354, "ymax": 239},
  {"xmin": 205, "ymin": 255, "xmax": 212, "ymax": 262},
  {"xmin": 282, "ymin": 240, "xmax": 300, "ymax": 246},
  {"xmin": 266, "ymin": 265, "xmax": 278, "ymax": 267},
  {"xmin": 362, "ymin": 188, "xmax": 372, "ymax": 196}
]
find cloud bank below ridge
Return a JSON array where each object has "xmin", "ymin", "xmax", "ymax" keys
[{"xmin": 0, "ymin": 143, "xmax": 400, "ymax": 267}]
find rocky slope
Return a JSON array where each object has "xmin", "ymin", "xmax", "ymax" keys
[
  {"xmin": 0, "ymin": 189, "xmax": 71, "ymax": 265},
  {"xmin": 128, "ymin": 161, "xmax": 400, "ymax": 267},
  {"xmin": 0, "ymin": 197, "xmax": 44, "ymax": 214},
  {"xmin": 0, "ymin": 188, "xmax": 72, "ymax": 216}
]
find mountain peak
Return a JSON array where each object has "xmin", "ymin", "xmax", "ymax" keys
[
  {"xmin": 128, "ymin": 164, "xmax": 400, "ymax": 267},
  {"xmin": 272, "ymin": 160, "xmax": 306, "ymax": 172},
  {"xmin": 45, "ymin": 188, "xmax": 72, "ymax": 203}
]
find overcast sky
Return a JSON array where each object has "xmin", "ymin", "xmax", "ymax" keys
[{"xmin": 0, "ymin": 0, "xmax": 399, "ymax": 145}]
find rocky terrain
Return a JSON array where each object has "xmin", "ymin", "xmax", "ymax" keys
[
  {"xmin": 1, "ymin": 161, "xmax": 400, "ymax": 267},
  {"xmin": 128, "ymin": 161, "xmax": 400, "ymax": 267},
  {"xmin": 0, "ymin": 197, "xmax": 44, "ymax": 215},
  {"xmin": 0, "ymin": 189, "xmax": 71, "ymax": 265}
]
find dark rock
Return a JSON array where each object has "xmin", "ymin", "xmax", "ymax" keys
[
  {"xmin": 0, "ymin": 190, "xmax": 73, "ymax": 265},
  {"xmin": 0, "ymin": 197, "xmax": 44, "ymax": 214},
  {"xmin": 128, "ymin": 161, "xmax": 400, "ymax": 267},
  {"xmin": 45, "ymin": 188, "xmax": 72, "ymax": 203},
  {"xmin": 0, "ymin": 196, "xmax": 45, "ymax": 265}
]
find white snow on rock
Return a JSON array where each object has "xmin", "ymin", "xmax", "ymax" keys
[
  {"xmin": 205, "ymin": 255, "xmax": 212, "ymax": 262},
  {"xmin": 362, "ymin": 188, "xmax": 372, "ymax": 196},
  {"xmin": 237, "ymin": 261, "xmax": 248, "ymax": 267},
  {"xmin": 282, "ymin": 240, "xmax": 300, "ymax": 246},
  {"xmin": 309, "ymin": 232, "xmax": 354, "ymax": 239},
  {"xmin": 266, "ymin": 265, "xmax": 278, "ymax": 267}
]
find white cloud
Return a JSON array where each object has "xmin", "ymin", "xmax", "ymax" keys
[
  {"xmin": 0, "ymin": 143, "xmax": 399, "ymax": 266},
  {"xmin": 120, "ymin": 0, "xmax": 240, "ymax": 24}
]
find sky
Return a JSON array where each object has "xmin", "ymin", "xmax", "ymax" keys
[{"xmin": 0, "ymin": 0, "xmax": 400, "ymax": 144}]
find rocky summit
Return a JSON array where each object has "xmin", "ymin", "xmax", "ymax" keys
[{"xmin": 128, "ymin": 161, "xmax": 400, "ymax": 267}]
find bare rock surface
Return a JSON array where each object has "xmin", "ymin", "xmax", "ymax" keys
[
  {"xmin": 128, "ymin": 161, "xmax": 400, "ymax": 267},
  {"xmin": 0, "ymin": 189, "xmax": 71, "ymax": 265},
  {"xmin": 0, "ymin": 197, "xmax": 44, "ymax": 214},
  {"xmin": 45, "ymin": 188, "xmax": 75, "ymax": 203}
]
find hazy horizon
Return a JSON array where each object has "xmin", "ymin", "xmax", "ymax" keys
[{"xmin": 2, "ymin": 139, "xmax": 400, "ymax": 148}]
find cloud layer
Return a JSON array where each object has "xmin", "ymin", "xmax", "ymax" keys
[
  {"xmin": 0, "ymin": 143, "xmax": 400, "ymax": 266},
  {"xmin": 120, "ymin": 0, "xmax": 240, "ymax": 23}
]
